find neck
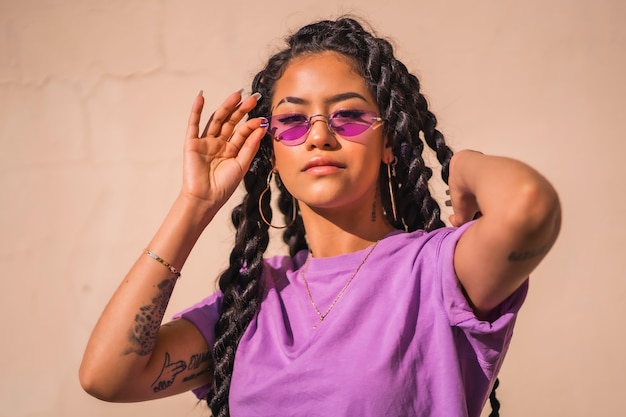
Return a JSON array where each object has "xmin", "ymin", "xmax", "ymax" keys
[{"xmin": 299, "ymin": 203, "xmax": 397, "ymax": 258}]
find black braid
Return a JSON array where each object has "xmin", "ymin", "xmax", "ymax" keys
[
  {"xmin": 207, "ymin": 16, "xmax": 498, "ymax": 416},
  {"xmin": 206, "ymin": 139, "xmax": 273, "ymax": 416},
  {"xmin": 488, "ymin": 378, "xmax": 501, "ymax": 417},
  {"xmin": 206, "ymin": 39, "xmax": 307, "ymax": 417}
]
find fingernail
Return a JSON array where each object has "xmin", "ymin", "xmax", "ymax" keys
[
  {"xmin": 198, "ymin": 89, "xmax": 204, "ymax": 96},
  {"xmin": 251, "ymin": 92, "xmax": 262, "ymax": 101},
  {"xmin": 259, "ymin": 117, "xmax": 269, "ymax": 131},
  {"xmin": 234, "ymin": 89, "xmax": 246, "ymax": 108}
]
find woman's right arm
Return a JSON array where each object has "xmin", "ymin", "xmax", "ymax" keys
[{"xmin": 79, "ymin": 90, "xmax": 266, "ymax": 402}]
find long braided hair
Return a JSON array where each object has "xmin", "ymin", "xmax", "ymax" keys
[{"xmin": 207, "ymin": 16, "xmax": 500, "ymax": 417}]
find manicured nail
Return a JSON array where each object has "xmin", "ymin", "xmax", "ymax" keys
[
  {"xmin": 198, "ymin": 90, "xmax": 204, "ymax": 96},
  {"xmin": 251, "ymin": 92, "xmax": 262, "ymax": 101},
  {"xmin": 259, "ymin": 117, "xmax": 269, "ymax": 131},
  {"xmin": 234, "ymin": 89, "xmax": 246, "ymax": 108}
]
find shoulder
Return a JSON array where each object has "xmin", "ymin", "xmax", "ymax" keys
[{"xmin": 377, "ymin": 223, "xmax": 473, "ymax": 262}]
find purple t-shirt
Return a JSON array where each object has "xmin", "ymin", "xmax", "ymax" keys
[{"xmin": 176, "ymin": 223, "xmax": 528, "ymax": 417}]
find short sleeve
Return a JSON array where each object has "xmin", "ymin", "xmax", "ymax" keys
[
  {"xmin": 172, "ymin": 291, "xmax": 223, "ymax": 399},
  {"xmin": 437, "ymin": 221, "xmax": 529, "ymax": 366}
]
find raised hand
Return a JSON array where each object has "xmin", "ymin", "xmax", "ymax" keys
[
  {"xmin": 79, "ymin": 90, "xmax": 269, "ymax": 403},
  {"xmin": 181, "ymin": 89, "xmax": 268, "ymax": 213}
]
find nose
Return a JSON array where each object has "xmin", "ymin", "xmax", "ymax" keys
[{"xmin": 305, "ymin": 115, "xmax": 338, "ymax": 150}]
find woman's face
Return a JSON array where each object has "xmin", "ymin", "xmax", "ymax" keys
[{"xmin": 271, "ymin": 51, "xmax": 393, "ymax": 218}]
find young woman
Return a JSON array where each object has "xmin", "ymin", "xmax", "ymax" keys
[{"xmin": 79, "ymin": 17, "xmax": 561, "ymax": 417}]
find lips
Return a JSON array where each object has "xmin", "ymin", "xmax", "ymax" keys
[{"xmin": 302, "ymin": 157, "xmax": 346, "ymax": 172}]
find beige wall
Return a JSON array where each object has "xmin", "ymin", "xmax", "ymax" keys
[{"xmin": 1, "ymin": 1, "xmax": 624, "ymax": 416}]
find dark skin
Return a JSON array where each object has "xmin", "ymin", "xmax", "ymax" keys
[
  {"xmin": 79, "ymin": 53, "xmax": 561, "ymax": 403},
  {"xmin": 79, "ymin": 90, "xmax": 265, "ymax": 401}
]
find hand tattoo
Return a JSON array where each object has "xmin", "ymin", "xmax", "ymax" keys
[{"xmin": 152, "ymin": 352, "xmax": 187, "ymax": 393}]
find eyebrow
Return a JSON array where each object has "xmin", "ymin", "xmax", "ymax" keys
[{"xmin": 273, "ymin": 92, "xmax": 370, "ymax": 110}]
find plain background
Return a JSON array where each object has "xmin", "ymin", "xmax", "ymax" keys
[{"xmin": 1, "ymin": 1, "xmax": 625, "ymax": 416}]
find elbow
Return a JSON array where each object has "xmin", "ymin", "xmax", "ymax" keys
[
  {"xmin": 509, "ymin": 179, "xmax": 562, "ymax": 239},
  {"xmin": 79, "ymin": 360, "xmax": 123, "ymax": 402}
]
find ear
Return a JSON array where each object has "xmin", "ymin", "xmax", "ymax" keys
[{"xmin": 381, "ymin": 138, "xmax": 394, "ymax": 164}]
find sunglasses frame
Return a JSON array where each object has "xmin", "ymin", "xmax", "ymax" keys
[{"xmin": 264, "ymin": 110, "xmax": 383, "ymax": 146}]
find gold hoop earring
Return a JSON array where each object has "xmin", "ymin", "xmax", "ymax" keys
[
  {"xmin": 259, "ymin": 169, "xmax": 297, "ymax": 229},
  {"xmin": 387, "ymin": 157, "xmax": 398, "ymax": 222}
]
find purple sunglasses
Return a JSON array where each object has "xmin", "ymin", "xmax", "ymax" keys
[{"xmin": 262, "ymin": 109, "xmax": 383, "ymax": 146}]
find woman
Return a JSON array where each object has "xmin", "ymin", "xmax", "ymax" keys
[{"xmin": 79, "ymin": 17, "xmax": 561, "ymax": 417}]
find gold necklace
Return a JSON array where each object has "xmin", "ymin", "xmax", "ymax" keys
[{"xmin": 301, "ymin": 241, "xmax": 380, "ymax": 324}]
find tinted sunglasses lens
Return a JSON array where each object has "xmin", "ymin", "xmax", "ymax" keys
[
  {"xmin": 330, "ymin": 111, "xmax": 378, "ymax": 137},
  {"xmin": 278, "ymin": 126, "xmax": 309, "ymax": 143},
  {"xmin": 332, "ymin": 123, "xmax": 371, "ymax": 137},
  {"xmin": 269, "ymin": 115, "xmax": 309, "ymax": 146}
]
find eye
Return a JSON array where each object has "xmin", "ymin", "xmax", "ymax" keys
[
  {"xmin": 328, "ymin": 110, "xmax": 378, "ymax": 138},
  {"xmin": 331, "ymin": 109, "xmax": 368, "ymax": 123},
  {"xmin": 276, "ymin": 114, "xmax": 308, "ymax": 126}
]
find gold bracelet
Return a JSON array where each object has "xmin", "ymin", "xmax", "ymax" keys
[{"xmin": 143, "ymin": 249, "xmax": 181, "ymax": 278}]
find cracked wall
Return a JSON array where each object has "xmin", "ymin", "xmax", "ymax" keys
[{"xmin": 1, "ymin": 1, "xmax": 625, "ymax": 416}]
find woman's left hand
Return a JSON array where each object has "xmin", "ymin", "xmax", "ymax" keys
[{"xmin": 447, "ymin": 150, "xmax": 483, "ymax": 227}]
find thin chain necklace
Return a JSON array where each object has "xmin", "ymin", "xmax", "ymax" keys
[{"xmin": 301, "ymin": 241, "xmax": 380, "ymax": 325}]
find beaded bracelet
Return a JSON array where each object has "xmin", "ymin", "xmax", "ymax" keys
[{"xmin": 143, "ymin": 249, "xmax": 181, "ymax": 278}]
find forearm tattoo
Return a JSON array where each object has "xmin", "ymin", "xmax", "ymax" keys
[
  {"xmin": 125, "ymin": 278, "xmax": 176, "ymax": 356},
  {"xmin": 508, "ymin": 244, "xmax": 550, "ymax": 262},
  {"xmin": 151, "ymin": 350, "xmax": 212, "ymax": 393}
]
